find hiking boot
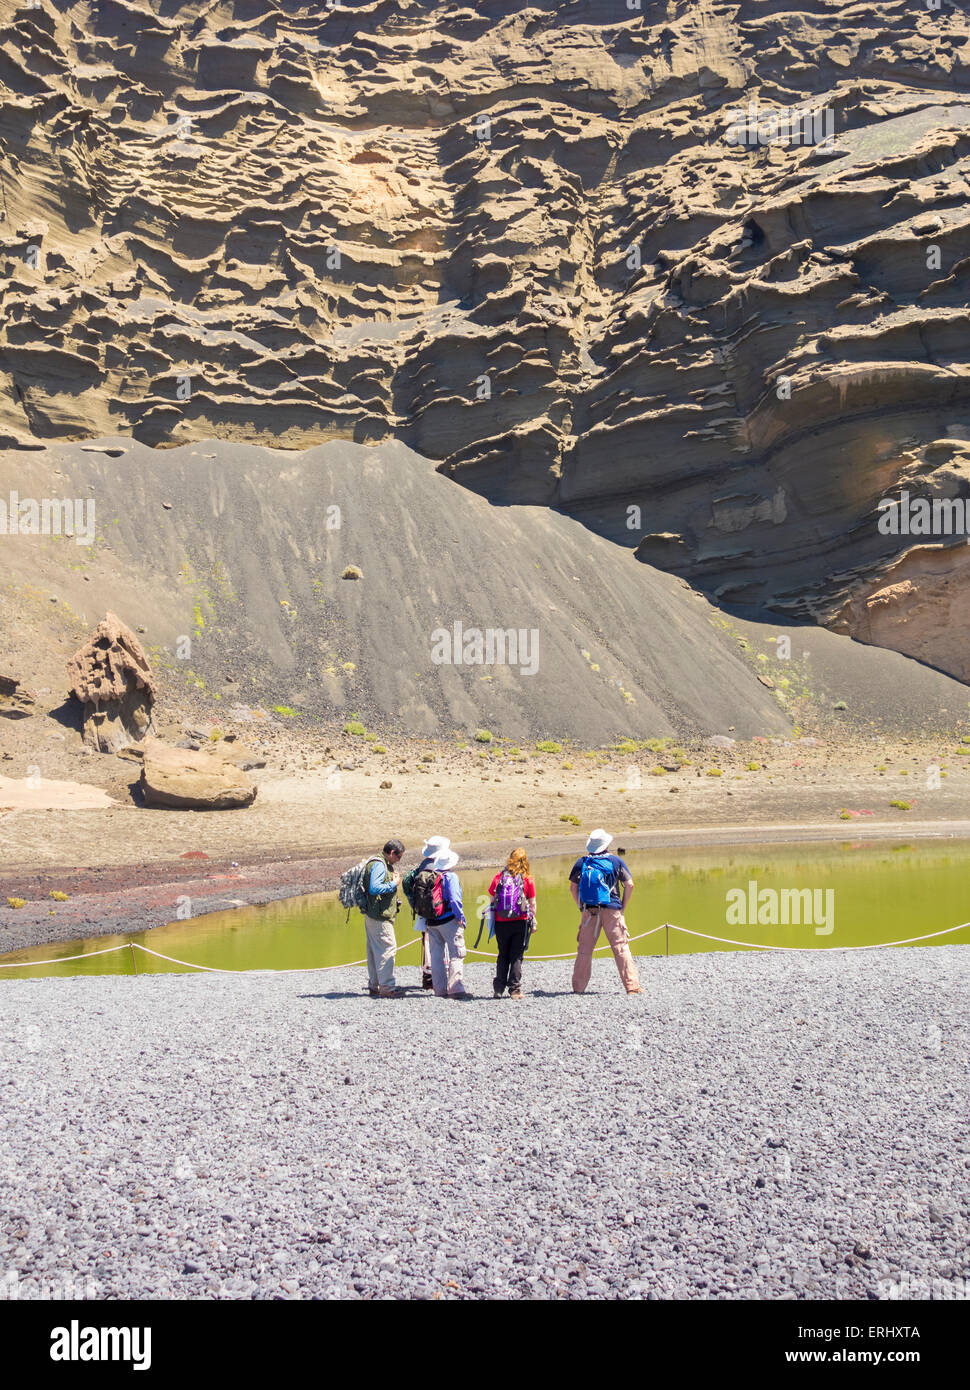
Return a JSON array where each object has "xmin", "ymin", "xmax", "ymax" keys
[
  {"xmin": 450, "ymin": 992, "xmax": 473, "ymax": 1000},
  {"xmin": 378, "ymin": 987, "xmax": 405, "ymax": 998},
  {"xmin": 367, "ymin": 986, "xmax": 380, "ymax": 997},
  {"xmin": 493, "ymin": 989, "xmax": 504, "ymax": 999},
  {"xmin": 509, "ymin": 991, "xmax": 523, "ymax": 1000},
  {"xmin": 421, "ymin": 972, "xmax": 434, "ymax": 991}
]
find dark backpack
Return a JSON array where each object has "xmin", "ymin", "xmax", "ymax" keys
[
  {"xmin": 401, "ymin": 866, "xmax": 418, "ymax": 912},
  {"xmin": 412, "ymin": 868, "xmax": 446, "ymax": 922},
  {"xmin": 402, "ymin": 863, "xmax": 429, "ymax": 914}
]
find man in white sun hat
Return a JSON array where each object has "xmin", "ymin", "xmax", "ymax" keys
[
  {"xmin": 568, "ymin": 829, "xmax": 641, "ymax": 994},
  {"xmin": 402, "ymin": 835, "xmax": 450, "ymax": 990}
]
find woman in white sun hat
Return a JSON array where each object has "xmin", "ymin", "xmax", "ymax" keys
[
  {"xmin": 568, "ymin": 828, "xmax": 641, "ymax": 995},
  {"xmin": 422, "ymin": 847, "xmax": 471, "ymax": 999},
  {"xmin": 402, "ymin": 836, "xmax": 450, "ymax": 990}
]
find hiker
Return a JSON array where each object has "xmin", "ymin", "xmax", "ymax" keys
[
  {"xmin": 402, "ymin": 835, "xmax": 449, "ymax": 990},
  {"xmin": 413, "ymin": 848, "xmax": 470, "ymax": 999},
  {"xmin": 488, "ymin": 847, "xmax": 537, "ymax": 1000},
  {"xmin": 362, "ymin": 838, "xmax": 406, "ymax": 998},
  {"xmin": 569, "ymin": 829, "xmax": 641, "ymax": 995}
]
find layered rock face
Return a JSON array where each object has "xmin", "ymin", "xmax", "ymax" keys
[
  {"xmin": 1, "ymin": 1, "xmax": 969, "ymax": 675},
  {"xmin": 0, "ymin": 672, "xmax": 34, "ymax": 718},
  {"xmin": 829, "ymin": 544, "xmax": 970, "ymax": 686}
]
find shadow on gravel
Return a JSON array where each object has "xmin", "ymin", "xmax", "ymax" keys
[
  {"xmin": 125, "ymin": 778, "xmax": 146, "ymax": 806},
  {"xmin": 297, "ymin": 990, "xmax": 438, "ymax": 1001},
  {"xmin": 297, "ymin": 991, "xmax": 375, "ymax": 1001}
]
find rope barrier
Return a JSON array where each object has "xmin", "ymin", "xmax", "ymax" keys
[
  {"xmin": 466, "ymin": 925, "xmax": 668, "ymax": 960},
  {"xmin": 1, "ymin": 921, "xmax": 968, "ymax": 974},
  {"xmin": 0, "ymin": 943, "xmax": 130, "ymax": 969},
  {"xmin": 664, "ymin": 921, "xmax": 970, "ymax": 952},
  {"xmin": 132, "ymin": 937, "xmax": 420, "ymax": 975}
]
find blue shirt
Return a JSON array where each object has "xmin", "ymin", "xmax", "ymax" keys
[
  {"xmin": 569, "ymin": 854, "xmax": 631, "ymax": 908},
  {"xmin": 367, "ymin": 857, "xmax": 397, "ymax": 904}
]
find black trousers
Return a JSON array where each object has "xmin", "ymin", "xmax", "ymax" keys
[{"xmin": 494, "ymin": 920, "xmax": 529, "ymax": 993}]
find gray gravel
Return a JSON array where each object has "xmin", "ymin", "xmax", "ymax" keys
[{"xmin": 1, "ymin": 948, "xmax": 968, "ymax": 1301}]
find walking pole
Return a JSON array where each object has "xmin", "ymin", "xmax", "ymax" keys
[
  {"xmin": 665, "ymin": 923, "xmax": 669, "ymax": 958},
  {"xmin": 129, "ymin": 943, "xmax": 138, "ymax": 976}
]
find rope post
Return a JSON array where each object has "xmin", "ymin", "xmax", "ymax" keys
[
  {"xmin": 129, "ymin": 944, "xmax": 138, "ymax": 976},
  {"xmin": 665, "ymin": 923, "xmax": 669, "ymax": 957}
]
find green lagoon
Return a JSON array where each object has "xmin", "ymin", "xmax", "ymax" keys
[{"xmin": 3, "ymin": 840, "xmax": 970, "ymax": 978}]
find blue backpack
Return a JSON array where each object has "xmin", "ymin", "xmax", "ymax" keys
[{"xmin": 579, "ymin": 853, "xmax": 618, "ymax": 907}]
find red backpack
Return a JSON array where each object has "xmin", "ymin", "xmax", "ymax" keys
[{"xmin": 412, "ymin": 869, "xmax": 447, "ymax": 921}]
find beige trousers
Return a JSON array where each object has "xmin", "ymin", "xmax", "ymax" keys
[
  {"xmin": 572, "ymin": 906, "xmax": 640, "ymax": 994},
  {"xmin": 364, "ymin": 914, "xmax": 398, "ymax": 992},
  {"xmin": 426, "ymin": 919, "xmax": 467, "ymax": 998}
]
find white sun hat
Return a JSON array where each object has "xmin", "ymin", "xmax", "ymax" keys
[
  {"xmin": 432, "ymin": 849, "xmax": 459, "ymax": 873},
  {"xmin": 422, "ymin": 835, "xmax": 450, "ymax": 858},
  {"xmin": 585, "ymin": 828, "xmax": 614, "ymax": 855}
]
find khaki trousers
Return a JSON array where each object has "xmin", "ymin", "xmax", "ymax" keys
[
  {"xmin": 364, "ymin": 914, "xmax": 397, "ymax": 992},
  {"xmin": 572, "ymin": 906, "xmax": 640, "ymax": 994}
]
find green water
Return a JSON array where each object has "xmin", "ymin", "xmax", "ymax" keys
[{"xmin": 3, "ymin": 842, "xmax": 970, "ymax": 979}]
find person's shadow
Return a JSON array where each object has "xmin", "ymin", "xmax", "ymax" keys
[
  {"xmin": 297, "ymin": 990, "xmax": 368, "ymax": 1001},
  {"xmin": 297, "ymin": 989, "xmax": 429, "ymax": 1001}
]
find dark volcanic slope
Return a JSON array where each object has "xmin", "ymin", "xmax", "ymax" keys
[
  {"xmin": 0, "ymin": 436, "xmax": 794, "ymax": 740},
  {"xmin": 5, "ymin": 437, "xmax": 967, "ymax": 741},
  {"xmin": 0, "ymin": 1, "xmax": 969, "ymax": 680}
]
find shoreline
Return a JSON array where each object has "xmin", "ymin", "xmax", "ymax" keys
[{"xmin": 3, "ymin": 816, "xmax": 970, "ymax": 958}]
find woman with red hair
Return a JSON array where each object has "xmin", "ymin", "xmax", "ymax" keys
[{"xmin": 487, "ymin": 847, "xmax": 537, "ymax": 1000}]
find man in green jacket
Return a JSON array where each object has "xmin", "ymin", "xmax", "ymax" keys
[{"xmin": 363, "ymin": 838, "xmax": 405, "ymax": 998}]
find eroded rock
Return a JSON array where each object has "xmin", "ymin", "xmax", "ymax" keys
[
  {"xmin": 830, "ymin": 545, "xmax": 970, "ymax": 685},
  {"xmin": 67, "ymin": 613, "xmax": 157, "ymax": 754},
  {"xmin": 0, "ymin": 675, "xmax": 36, "ymax": 719}
]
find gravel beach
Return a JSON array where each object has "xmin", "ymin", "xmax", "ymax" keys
[{"xmin": 1, "ymin": 948, "xmax": 968, "ymax": 1301}]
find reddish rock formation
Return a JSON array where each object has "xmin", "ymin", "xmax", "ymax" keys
[{"xmin": 830, "ymin": 546, "xmax": 970, "ymax": 686}]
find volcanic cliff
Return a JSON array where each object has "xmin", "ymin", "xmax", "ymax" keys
[{"xmin": 1, "ymin": 0, "xmax": 969, "ymax": 691}]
